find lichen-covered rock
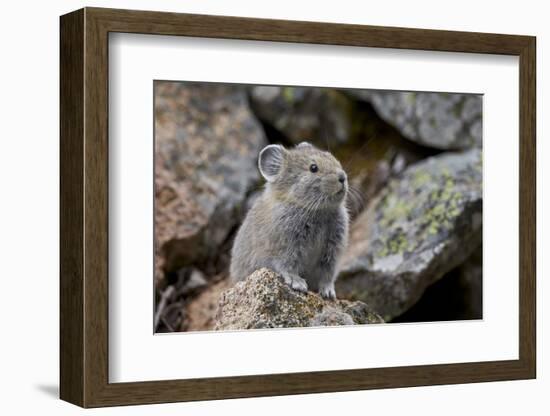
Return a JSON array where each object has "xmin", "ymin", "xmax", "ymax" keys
[
  {"xmin": 337, "ymin": 148, "xmax": 482, "ymax": 320},
  {"xmin": 350, "ymin": 91, "xmax": 482, "ymax": 150},
  {"xmin": 155, "ymin": 82, "xmax": 268, "ymax": 283},
  {"xmin": 248, "ymin": 86, "xmax": 356, "ymax": 147},
  {"xmin": 215, "ymin": 268, "xmax": 383, "ymax": 330}
]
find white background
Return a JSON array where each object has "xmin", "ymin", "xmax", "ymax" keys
[
  {"xmin": 0, "ymin": 0, "xmax": 546, "ymax": 414},
  {"xmin": 110, "ymin": 34, "xmax": 519, "ymax": 382}
]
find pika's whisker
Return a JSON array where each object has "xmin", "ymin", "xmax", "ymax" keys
[
  {"xmin": 342, "ymin": 133, "xmax": 377, "ymax": 171},
  {"xmin": 323, "ymin": 129, "xmax": 331, "ymax": 153},
  {"xmin": 346, "ymin": 185, "xmax": 366, "ymax": 216}
]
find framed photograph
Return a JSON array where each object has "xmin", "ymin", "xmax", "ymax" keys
[{"xmin": 60, "ymin": 7, "xmax": 536, "ymax": 408}]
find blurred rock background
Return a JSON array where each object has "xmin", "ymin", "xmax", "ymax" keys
[{"xmin": 154, "ymin": 81, "xmax": 483, "ymax": 332}]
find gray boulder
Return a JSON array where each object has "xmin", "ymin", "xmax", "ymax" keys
[
  {"xmin": 336, "ymin": 148, "xmax": 482, "ymax": 320},
  {"xmin": 248, "ymin": 86, "xmax": 356, "ymax": 147},
  {"xmin": 155, "ymin": 82, "xmax": 268, "ymax": 282},
  {"xmin": 350, "ymin": 90, "xmax": 482, "ymax": 150},
  {"xmin": 215, "ymin": 268, "xmax": 383, "ymax": 330}
]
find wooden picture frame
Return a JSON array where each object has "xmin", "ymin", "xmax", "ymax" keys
[{"xmin": 60, "ymin": 7, "xmax": 536, "ymax": 408}]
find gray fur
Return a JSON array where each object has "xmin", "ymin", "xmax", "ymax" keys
[{"xmin": 230, "ymin": 142, "xmax": 349, "ymax": 299}]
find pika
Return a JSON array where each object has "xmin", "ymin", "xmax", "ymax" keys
[{"xmin": 230, "ymin": 142, "xmax": 349, "ymax": 299}]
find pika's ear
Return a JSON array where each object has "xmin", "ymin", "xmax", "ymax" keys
[
  {"xmin": 258, "ymin": 144, "xmax": 286, "ymax": 182},
  {"xmin": 296, "ymin": 141, "xmax": 313, "ymax": 149}
]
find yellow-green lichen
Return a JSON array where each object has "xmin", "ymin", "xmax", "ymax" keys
[
  {"xmin": 388, "ymin": 232, "xmax": 409, "ymax": 254},
  {"xmin": 405, "ymin": 93, "xmax": 416, "ymax": 104},
  {"xmin": 420, "ymin": 189, "xmax": 463, "ymax": 238},
  {"xmin": 376, "ymin": 167, "xmax": 467, "ymax": 257},
  {"xmin": 379, "ymin": 197, "xmax": 413, "ymax": 228},
  {"xmin": 377, "ymin": 229, "xmax": 411, "ymax": 257},
  {"xmin": 412, "ymin": 170, "xmax": 431, "ymax": 188},
  {"xmin": 282, "ymin": 87, "xmax": 295, "ymax": 103}
]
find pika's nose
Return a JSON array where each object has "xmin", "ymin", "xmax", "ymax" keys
[{"xmin": 338, "ymin": 172, "xmax": 346, "ymax": 184}]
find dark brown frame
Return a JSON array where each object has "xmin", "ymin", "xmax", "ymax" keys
[{"xmin": 60, "ymin": 7, "xmax": 536, "ymax": 408}]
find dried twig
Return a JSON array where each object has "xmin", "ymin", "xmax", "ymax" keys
[
  {"xmin": 160, "ymin": 316, "xmax": 175, "ymax": 332},
  {"xmin": 154, "ymin": 285, "xmax": 175, "ymax": 331}
]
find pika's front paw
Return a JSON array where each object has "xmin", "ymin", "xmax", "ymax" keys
[
  {"xmin": 281, "ymin": 273, "xmax": 308, "ymax": 293},
  {"xmin": 319, "ymin": 284, "xmax": 336, "ymax": 300}
]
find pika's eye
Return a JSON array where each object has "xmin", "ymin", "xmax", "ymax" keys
[{"xmin": 309, "ymin": 164, "xmax": 318, "ymax": 173}]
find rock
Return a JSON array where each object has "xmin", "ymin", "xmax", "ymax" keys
[
  {"xmin": 350, "ymin": 90, "xmax": 482, "ymax": 150},
  {"xmin": 185, "ymin": 278, "xmax": 231, "ymax": 332},
  {"xmin": 154, "ymin": 82, "xmax": 268, "ymax": 282},
  {"xmin": 248, "ymin": 86, "xmax": 356, "ymax": 148},
  {"xmin": 337, "ymin": 148, "xmax": 482, "ymax": 321},
  {"xmin": 309, "ymin": 308, "xmax": 355, "ymax": 326},
  {"xmin": 215, "ymin": 268, "xmax": 383, "ymax": 330}
]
